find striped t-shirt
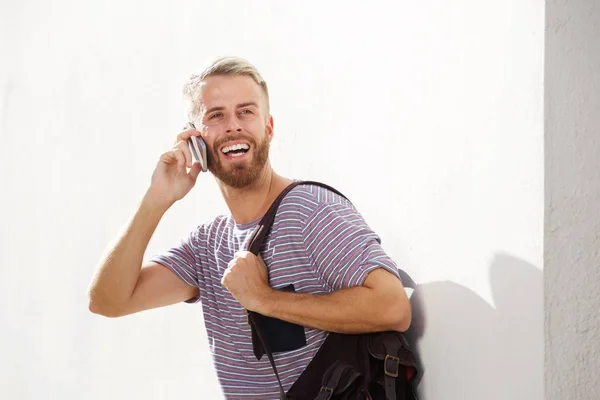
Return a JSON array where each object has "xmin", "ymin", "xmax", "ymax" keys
[{"xmin": 149, "ymin": 183, "xmax": 401, "ymax": 399}]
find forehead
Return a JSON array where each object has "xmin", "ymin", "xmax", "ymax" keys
[{"xmin": 197, "ymin": 75, "xmax": 264, "ymax": 110}]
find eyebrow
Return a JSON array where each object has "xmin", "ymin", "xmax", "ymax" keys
[
  {"xmin": 237, "ymin": 102, "xmax": 259, "ymax": 109},
  {"xmin": 205, "ymin": 102, "xmax": 259, "ymax": 115}
]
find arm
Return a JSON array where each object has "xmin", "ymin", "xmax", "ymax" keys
[
  {"xmin": 87, "ymin": 192, "xmax": 198, "ymax": 318},
  {"xmin": 290, "ymin": 197, "xmax": 411, "ymax": 333},
  {"xmin": 88, "ymin": 126, "xmax": 204, "ymax": 317},
  {"xmin": 257, "ymin": 268, "xmax": 411, "ymax": 333},
  {"xmin": 221, "ymin": 190, "xmax": 411, "ymax": 333},
  {"xmin": 222, "ymin": 252, "xmax": 411, "ymax": 334}
]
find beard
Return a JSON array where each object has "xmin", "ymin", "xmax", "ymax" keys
[{"xmin": 207, "ymin": 133, "xmax": 270, "ymax": 189}]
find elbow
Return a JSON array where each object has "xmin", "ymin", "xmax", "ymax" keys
[
  {"xmin": 384, "ymin": 296, "xmax": 412, "ymax": 333},
  {"xmin": 395, "ymin": 308, "xmax": 412, "ymax": 332},
  {"xmin": 88, "ymin": 291, "xmax": 124, "ymax": 318}
]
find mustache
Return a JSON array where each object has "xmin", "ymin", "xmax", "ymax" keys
[{"xmin": 212, "ymin": 134, "xmax": 257, "ymax": 151}]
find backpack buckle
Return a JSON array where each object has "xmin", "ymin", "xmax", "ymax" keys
[
  {"xmin": 384, "ymin": 354, "xmax": 400, "ymax": 378},
  {"xmin": 316, "ymin": 386, "xmax": 334, "ymax": 400}
]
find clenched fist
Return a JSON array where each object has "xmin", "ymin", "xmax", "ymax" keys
[{"xmin": 221, "ymin": 251, "xmax": 273, "ymax": 312}]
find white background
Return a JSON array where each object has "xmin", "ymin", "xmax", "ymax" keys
[{"xmin": 0, "ymin": 1, "xmax": 544, "ymax": 399}]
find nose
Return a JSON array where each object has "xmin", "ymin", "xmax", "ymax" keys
[{"xmin": 225, "ymin": 114, "xmax": 243, "ymax": 134}]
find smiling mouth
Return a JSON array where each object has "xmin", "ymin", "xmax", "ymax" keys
[{"xmin": 221, "ymin": 143, "xmax": 250, "ymax": 157}]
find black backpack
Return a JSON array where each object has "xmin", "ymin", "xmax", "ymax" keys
[{"xmin": 244, "ymin": 180, "xmax": 420, "ymax": 400}]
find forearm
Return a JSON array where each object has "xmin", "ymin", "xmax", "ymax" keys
[
  {"xmin": 257, "ymin": 285, "xmax": 409, "ymax": 334},
  {"xmin": 88, "ymin": 190, "xmax": 171, "ymax": 311}
]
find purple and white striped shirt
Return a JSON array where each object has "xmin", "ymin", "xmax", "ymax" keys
[{"xmin": 149, "ymin": 183, "xmax": 401, "ymax": 399}]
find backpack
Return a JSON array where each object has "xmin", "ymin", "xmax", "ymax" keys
[{"xmin": 244, "ymin": 180, "xmax": 420, "ymax": 400}]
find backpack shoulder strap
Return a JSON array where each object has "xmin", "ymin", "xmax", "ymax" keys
[
  {"xmin": 244, "ymin": 180, "xmax": 348, "ymax": 399},
  {"xmin": 246, "ymin": 180, "xmax": 348, "ymax": 255}
]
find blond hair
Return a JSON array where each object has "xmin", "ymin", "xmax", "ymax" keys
[{"xmin": 183, "ymin": 56, "xmax": 270, "ymax": 120}]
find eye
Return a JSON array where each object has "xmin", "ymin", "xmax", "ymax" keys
[
  {"xmin": 240, "ymin": 109, "xmax": 254, "ymax": 115},
  {"xmin": 209, "ymin": 112, "xmax": 223, "ymax": 120}
]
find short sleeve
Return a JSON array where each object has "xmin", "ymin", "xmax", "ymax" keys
[
  {"xmin": 302, "ymin": 201, "xmax": 401, "ymax": 291},
  {"xmin": 148, "ymin": 229, "xmax": 201, "ymax": 304}
]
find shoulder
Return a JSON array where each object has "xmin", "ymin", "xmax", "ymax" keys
[
  {"xmin": 280, "ymin": 181, "xmax": 355, "ymax": 215},
  {"xmin": 277, "ymin": 181, "xmax": 366, "ymax": 234}
]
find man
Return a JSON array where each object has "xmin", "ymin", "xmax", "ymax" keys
[{"xmin": 88, "ymin": 56, "xmax": 411, "ymax": 398}]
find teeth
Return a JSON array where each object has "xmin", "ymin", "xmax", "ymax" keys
[{"xmin": 222, "ymin": 143, "xmax": 250, "ymax": 154}]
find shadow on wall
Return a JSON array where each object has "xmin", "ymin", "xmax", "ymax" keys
[{"xmin": 404, "ymin": 252, "xmax": 543, "ymax": 400}]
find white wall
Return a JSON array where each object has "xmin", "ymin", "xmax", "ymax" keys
[
  {"xmin": 545, "ymin": 1, "xmax": 600, "ymax": 399},
  {"xmin": 0, "ymin": 1, "xmax": 544, "ymax": 399}
]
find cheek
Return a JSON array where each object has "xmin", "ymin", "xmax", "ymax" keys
[
  {"xmin": 201, "ymin": 126, "xmax": 218, "ymax": 141},
  {"xmin": 240, "ymin": 118, "xmax": 259, "ymax": 128},
  {"xmin": 245, "ymin": 119, "xmax": 268, "ymax": 134}
]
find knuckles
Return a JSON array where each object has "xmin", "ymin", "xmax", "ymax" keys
[{"xmin": 235, "ymin": 250, "xmax": 251, "ymax": 259}]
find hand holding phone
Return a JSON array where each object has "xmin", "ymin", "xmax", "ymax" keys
[{"xmin": 187, "ymin": 122, "xmax": 208, "ymax": 172}]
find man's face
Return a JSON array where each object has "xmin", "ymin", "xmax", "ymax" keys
[{"xmin": 192, "ymin": 75, "xmax": 273, "ymax": 189}]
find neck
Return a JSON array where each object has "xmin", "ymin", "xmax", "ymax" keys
[{"xmin": 217, "ymin": 164, "xmax": 293, "ymax": 225}]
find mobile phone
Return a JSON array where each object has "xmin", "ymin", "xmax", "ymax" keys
[{"xmin": 187, "ymin": 122, "xmax": 208, "ymax": 172}]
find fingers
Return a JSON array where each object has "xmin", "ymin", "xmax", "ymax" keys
[
  {"xmin": 159, "ymin": 145, "xmax": 203, "ymax": 182},
  {"xmin": 170, "ymin": 147, "xmax": 186, "ymax": 169},
  {"xmin": 174, "ymin": 125, "xmax": 203, "ymax": 168},
  {"xmin": 188, "ymin": 161, "xmax": 202, "ymax": 181},
  {"xmin": 175, "ymin": 125, "xmax": 201, "ymax": 144},
  {"xmin": 175, "ymin": 140, "xmax": 193, "ymax": 168}
]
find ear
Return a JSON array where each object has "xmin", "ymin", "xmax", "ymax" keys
[{"xmin": 266, "ymin": 115, "xmax": 274, "ymax": 141}]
